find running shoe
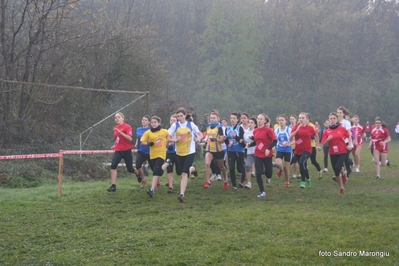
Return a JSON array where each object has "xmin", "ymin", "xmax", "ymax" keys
[
  {"xmin": 146, "ymin": 190, "xmax": 154, "ymax": 198},
  {"xmin": 355, "ymin": 167, "xmax": 360, "ymax": 173},
  {"xmin": 266, "ymin": 178, "xmax": 271, "ymax": 185},
  {"xmin": 210, "ymin": 174, "xmax": 217, "ymax": 181},
  {"xmin": 107, "ymin": 185, "xmax": 116, "ymax": 192},
  {"xmin": 203, "ymin": 182, "xmax": 211, "ymax": 189},
  {"xmin": 251, "ymin": 172, "xmax": 255, "ymax": 177},
  {"xmin": 277, "ymin": 169, "xmax": 283, "ymax": 177},
  {"xmin": 140, "ymin": 179, "xmax": 147, "ymax": 189},
  {"xmin": 245, "ymin": 183, "xmax": 252, "ymax": 189},
  {"xmin": 239, "ymin": 182, "xmax": 245, "ymax": 188},
  {"xmin": 386, "ymin": 159, "xmax": 390, "ymax": 166},
  {"xmin": 306, "ymin": 179, "xmax": 311, "ymax": 188},
  {"xmin": 318, "ymin": 171, "xmax": 322, "ymax": 180},
  {"xmin": 177, "ymin": 194, "xmax": 184, "ymax": 202},
  {"xmin": 217, "ymin": 174, "xmax": 222, "ymax": 181},
  {"xmin": 300, "ymin": 182, "xmax": 306, "ymax": 189},
  {"xmin": 342, "ymin": 171, "xmax": 348, "ymax": 184},
  {"xmin": 323, "ymin": 168, "xmax": 328, "ymax": 173},
  {"xmin": 135, "ymin": 168, "xmax": 142, "ymax": 183},
  {"xmin": 167, "ymin": 188, "xmax": 174, "ymax": 194},
  {"xmin": 257, "ymin": 191, "xmax": 266, "ymax": 197},
  {"xmin": 339, "ymin": 188, "xmax": 345, "ymax": 195},
  {"xmin": 285, "ymin": 182, "xmax": 290, "ymax": 188},
  {"xmin": 232, "ymin": 187, "xmax": 237, "ymax": 193},
  {"xmin": 292, "ymin": 175, "xmax": 297, "ymax": 179},
  {"xmin": 223, "ymin": 182, "xmax": 229, "ymax": 190},
  {"xmin": 332, "ymin": 176, "xmax": 337, "ymax": 182},
  {"xmin": 376, "ymin": 176, "xmax": 381, "ymax": 180}
]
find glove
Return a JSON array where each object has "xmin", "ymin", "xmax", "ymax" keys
[{"xmin": 148, "ymin": 142, "xmax": 154, "ymax": 147}]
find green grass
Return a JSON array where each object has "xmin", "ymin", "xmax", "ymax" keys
[{"xmin": 1, "ymin": 143, "xmax": 398, "ymax": 265}]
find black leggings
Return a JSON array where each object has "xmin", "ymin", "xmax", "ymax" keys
[
  {"xmin": 254, "ymin": 156, "xmax": 273, "ymax": 192},
  {"xmin": 330, "ymin": 154, "xmax": 346, "ymax": 177},
  {"xmin": 323, "ymin": 146, "xmax": 329, "ymax": 168},
  {"xmin": 227, "ymin": 151, "xmax": 245, "ymax": 187},
  {"xmin": 149, "ymin": 158, "xmax": 165, "ymax": 176},
  {"xmin": 295, "ymin": 152, "xmax": 311, "ymax": 182},
  {"xmin": 135, "ymin": 152, "xmax": 150, "ymax": 170},
  {"xmin": 310, "ymin": 147, "xmax": 321, "ymax": 172},
  {"xmin": 344, "ymin": 149, "xmax": 352, "ymax": 176},
  {"xmin": 111, "ymin": 149, "xmax": 134, "ymax": 173}
]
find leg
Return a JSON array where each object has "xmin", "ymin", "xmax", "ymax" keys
[
  {"xmin": 254, "ymin": 156, "xmax": 265, "ymax": 193},
  {"xmin": 283, "ymin": 153, "xmax": 291, "ymax": 185},
  {"xmin": 373, "ymin": 149, "xmax": 381, "ymax": 178},
  {"xmin": 228, "ymin": 152, "xmax": 238, "ymax": 188},
  {"xmin": 204, "ymin": 152, "xmax": 214, "ymax": 184},
  {"xmin": 110, "ymin": 151, "xmax": 123, "ymax": 185},
  {"xmin": 310, "ymin": 147, "xmax": 322, "ymax": 172},
  {"xmin": 355, "ymin": 145, "xmax": 362, "ymax": 171},
  {"xmin": 245, "ymin": 154, "xmax": 255, "ymax": 187},
  {"xmin": 178, "ymin": 154, "xmax": 195, "ymax": 197},
  {"xmin": 323, "ymin": 146, "xmax": 329, "ymax": 171},
  {"xmin": 136, "ymin": 152, "xmax": 148, "ymax": 183},
  {"xmin": 111, "ymin": 169, "xmax": 118, "ymax": 185}
]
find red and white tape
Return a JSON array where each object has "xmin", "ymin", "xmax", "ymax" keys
[
  {"xmin": 0, "ymin": 153, "xmax": 61, "ymax": 160},
  {"xmin": 0, "ymin": 149, "xmax": 138, "ymax": 160}
]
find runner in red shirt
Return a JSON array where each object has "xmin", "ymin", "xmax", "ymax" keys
[
  {"xmin": 322, "ymin": 112, "xmax": 352, "ymax": 195},
  {"xmin": 107, "ymin": 112, "xmax": 139, "ymax": 192},
  {"xmin": 290, "ymin": 112, "xmax": 321, "ymax": 189},
  {"xmin": 368, "ymin": 118, "xmax": 391, "ymax": 180},
  {"xmin": 248, "ymin": 113, "xmax": 277, "ymax": 198}
]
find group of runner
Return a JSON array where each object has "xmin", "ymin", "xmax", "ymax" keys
[{"xmin": 107, "ymin": 106, "xmax": 392, "ymax": 201}]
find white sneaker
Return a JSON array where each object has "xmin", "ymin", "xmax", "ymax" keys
[
  {"xmin": 257, "ymin": 191, "xmax": 266, "ymax": 197},
  {"xmin": 210, "ymin": 174, "xmax": 216, "ymax": 181},
  {"xmin": 245, "ymin": 182, "xmax": 252, "ymax": 189},
  {"xmin": 217, "ymin": 174, "xmax": 222, "ymax": 181},
  {"xmin": 266, "ymin": 178, "xmax": 271, "ymax": 185},
  {"xmin": 292, "ymin": 175, "xmax": 297, "ymax": 179},
  {"xmin": 355, "ymin": 167, "xmax": 360, "ymax": 173}
]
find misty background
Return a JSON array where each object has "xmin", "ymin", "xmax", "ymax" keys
[{"xmin": 1, "ymin": 0, "xmax": 399, "ymax": 153}]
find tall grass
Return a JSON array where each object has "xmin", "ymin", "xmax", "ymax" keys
[{"xmin": 1, "ymin": 143, "xmax": 398, "ymax": 265}]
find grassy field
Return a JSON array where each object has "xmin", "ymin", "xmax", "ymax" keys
[{"xmin": 1, "ymin": 143, "xmax": 398, "ymax": 265}]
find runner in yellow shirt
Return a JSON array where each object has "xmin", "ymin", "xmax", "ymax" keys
[{"xmin": 141, "ymin": 116, "xmax": 175, "ymax": 198}]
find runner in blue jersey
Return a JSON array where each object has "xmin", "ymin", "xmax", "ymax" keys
[
  {"xmin": 274, "ymin": 114, "xmax": 293, "ymax": 188},
  {"xmin": 225, "ymin": 112, "xmax": 245, "ymax": 193},
  {"xmin": 135, "ymin": 115, "xmax": 151, "ymax": 189}
]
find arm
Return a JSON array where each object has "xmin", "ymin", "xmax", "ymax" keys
[
  {"xmin": 289, "ymin": 125, "xmax": 300, "ymax": 141},
  {"xmin": 381, "ymin": 135, "xmax": 391, "ymax": 146},
  {"xmin": 115, "ymin": 129, "xmax": 132, "ymax": 142},
  {"xmin": 140, "ymin": 132, "xmax": 153, "ymax": 146},
  {"xmin": 217, "ymin": 127, "xmax": 227, "ymax": 143},
  {"xmin": 314, "ymin": 133, "xmax": 321, "ymax": 151},
  {"xmin": 235, "ymin": 126, "xmax": 245, "ymax": 142},
  {"xmin": 267, "ymin": 139, "xmax": 277, "ymax": 150}
]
